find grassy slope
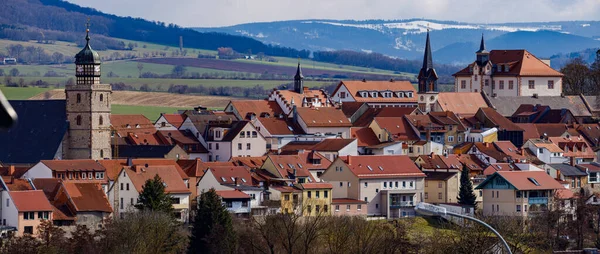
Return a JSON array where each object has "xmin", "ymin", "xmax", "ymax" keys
[
  {"xmin": 111, "ymin": 104, "xmax": 184, "ymax": 120},
  {"xmin": 0, "ymin": 86, "xmax": 53, "ymax": 99}
]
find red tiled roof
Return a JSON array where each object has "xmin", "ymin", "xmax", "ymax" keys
[
  {"xmin": 493, "ymin": 141, "xmax": 527, "ymax": 161},
  {"xmin": 216, "ymin": 190, "xmax": 251, "ymax": 199},
  {"xmin": 10, "ymin": 190, "xmax": 53, "ymax": 212},
  {"xmin": 436, "ymin": 92, "xmax": 488, "ymax": 115},
  {"xmin": 160, "ymin": 114, "xmax": 186, "ymax": 128},
  {"xmin": 473, "ymin": 143, "xmax": 509, "ymax": 162},
  {"xmin": 454, "ymin": 50, "xmax": 563, "ymax": 77},
  {"xmin": 230, "ymin": 156, "xmax": 267, "ymax": 169},
  {"xmin": 41, "ymin": 160, "xmax": 105, "ymax": 172},
  {"xmin": 177, "ymin": 159, "xmax": 236, "ymax": 178},
  {"xmin": 494, "ymin": 171, "xmax": 564, "ymax": 190},
  {"xmin": 126, "ymin": 132, "xmax": 161, "ymax": 145},
  {"xmin": 549, "ymin": 136, "xmax": 595, "ymax": 158},
  {"xmin": 0, "ymin": 166, "xmax": 30, "ymax": 178},
  {"xmin": 342, "ymin": 155, "xmax": 425, "ymax": 179},
  {"xmin": 208, "ymin": 166, "xmax": 254, "ymax": 186},
  {"xmin": 229, "ymin": 100, "xmax": 284, "ymax": 119},
  {"xmin": 110, "ymin": 114, "xmax": 156, "ymax": 136},
  {"xmin": 577, "ymin": 124, "xmax": 600, "ymax": 146},
  {"xmin": 276, "ymin": 89, "xmax": 330, "ymax": 109},
  {"xmin": 5, "ymin": 178, "xmax": 33, "ymax": 191},
  {"xmin": 535, "ymin": 124, "xmax": 569, "ymax": 138},
  {"xmin": 373, "ymin": 117, "xmax": 420, "ymax": 142},
  {"xmin": 350, "ymin": 127, "xmax": 380, "ymax": 147},
  {"xmin": 353, "ymin": 107, "xmax": 417, "ymax": 127},
  {"xmin": 296, "ymin": 107, "xmax": 351, "ymax": 127},
  {"xmin": 479, "ymin": 108, "xmax": 523, "ymax": 132},
  {"xmin": 332, "ymin": 198, "xmax": 368, "ymax": 204},
  {"xmin": 340, "ymin": 102, "xmax": 367, "ymax": 118},
  {"xmin": 32, "ymin": 178, "xmax": 62, "ymax": 200},
  {"xmin": 457, "ymin": 154, "xmax": 486, "ymax": 173},
  {"xmin": 333, "ymin": 80, "xmax": 417, "ymax": 103},
  {"xmin": 516, "ymin": 123, "xmax": 541, "ymax": 142},
  {"xmin": 556, "ymin": 188, "xmax": 574, "ymax": 199},
  {"xmin": 125, "ymin": 165, "xmax": 190, "ymax": 194},
  {"xmin": 578, "ymin": 163, "xmax": 600, "ymax": 172},
  {"xmin": 257, "ymin": 117, "xmax": 303, "ymax": 135},
  {"xmin": 62, "ymin": 182, "xmax": 112, "ymax": 213},
  {"xmin": 278, "ymin": 141, "xmax": 320, "ymax": 155},
  {"xmin": 266, "ymin": 152, "xmax": 331, "ymax": 181},
  {"xmin": 270, "ymin": 185, "xmax": 302, "ymax": 193},
  {"xmin": 483, "ymin": 163, "xmax": 518, "ymax": 176},
  {"xmin": 310, "ymin": 139, "xmax": 355, "ymax": 152}
]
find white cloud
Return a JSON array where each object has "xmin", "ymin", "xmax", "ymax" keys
[{"xmin": 67, "ymin": 0, "xmax": 600, "ymax": 27}]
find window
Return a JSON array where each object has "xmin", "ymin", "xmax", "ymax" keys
[
  {"xmin": 335, "ymin": 205, "xmax": 340, "ymax": 211},
  {"xmin": 384, "ymin": 182, "xmax": 387, "ymax": 188},
  {"xmin": 307, "ymin": 191, "xmax": 312, "ymax": 198},
  {"xmin": 99, "ymin": 116, "xmax": 103, "ymax": 125},
  {"xmin": 364, "ymin": 197, "xmax": 368, "ymax": 202},
  {"xmin": 120, "ymin": 198, "xmax": 124, "ymax": 209},
  {"xmin": 375, "ymin": 189, "xmax": 379, "ymax": 193},
  {"xmin": 76, "ymin": 115, "xmax": 82, "ymax": 125},
  {"xmin": 226, "ymin": 201, "xmax": 233, "ymax": 208},
  {"xmin": 324, "ymin": 191, "xmax": 328, "ymax": 198},
  {"xmin": 410, "ymin": 181, "xmax": 413, "ymax": 187},
  {"xmin": 208, "ymin": 143, "xmax": 212, "ymax": 149},
  {"xmin": 340, "ymin": 92, "xmax": 346, "ymax": 98},
  {"xmin": 357, "ymin": 205, "xmax": 362, "ymax": 210},
  {"xmin": 324, "ymin": 205, "xmax": 328, "ymax": 213},
  {"xmin": 425, "ymin": 192, "xmax": 429, "ymax": 199},
  {"xmin": 284, "ymin": 194, "xmax": 290, "ymax": 201},
  {"xmin": 131, "ymin": 198, "xmax": 134, "ymax": 205},
  {"xmin": 375, "ymin": 204, "xmax": 379, "ymax": 209},
  {"xmin": 100, "ymin": 149, "xmax": 104, "ymax": 158},
  {"xmin": 492, "ymin": 204, "xmax": 495, "ymax": 212},
  {"xmin": 346, "ymin": 205, "xmax": 351, "ymax": 211},
  {"xmin": 240, "ymin": 131, "xmax": 245, "ymax": 138},
  {"xmin": 364, "ymin": 182, "xmax": 368, "ymax": 187},
  {"xmin": 474, "ymin": 75, "xmax": 478, "ymax": 81},
  {"xmin": 316, "ymin": 191, "xmax": 320, "ymax": 198},
  {"xmin": 24, "ymin": 212, "xmax": 35, "ymax": 220},
  {"xmin": 438, "ymin": 193, "xmax": 442, "ymax": 200},
  {"xmin": 242, "ymin": 201, "xmax": 248, "ymax": 207},
  {"xmin": 100, "ymin": 94, "xmax": 103, "ymax": 101},
  {"xmin": 524, "ymin": 205, "xmax": 528, "ymax": 212},
  {"xmin": 252, "ymin": 131, "xmax": 257, "ymax": 138},
  {"xmin": 458, "ymin": 136, "xmax": 462, "ymax": 142},
  {"xmin": 402, "ymin": 181, "xmax": 406, "ymax": 188},
  {"xmin": 246, "ymin": 143, "xmax": 251, "ymax": 150},
  {"xmin": 395, "ymin": 182, "xmax": 399, "ymax": 188},
  {"xmin": 5, "ymin": 199, "xmax": 8, "ymax": 207},
  {"xmin": 516, "ymin": 205, "xmax": 521, "ymax": 212},
  {"xmin": 499, "ymin": 80, "xmax": 504, "ymax": 89},
  {"xmin": 460, "ymin": 80, "xmax": 466, "ymax": 89},
  {"xmin": 492, "ymin": 191, "xmax": 494, "ymax": 198},
  {"xmin": 448, "ymin": 136, "xmax": 454, "ymax": 142},
  {"xmin": 307, "ymin": 205, "xmax": 312, "ymax": 213},
  {"xmin": 126, "ymin": 183, "xmax": 130, "ymax": 191},
  {"xmin": 438, "ymin": 182, "xmax": 442, "ymax": 188},
  {"xmin": 216, "ymin": 143, "xmax": 219, "ymax": 150},
  {"xmin": 497, "ymin": 191, "xmax": 499, "ymax": 198},
  {"xmin": 170, "ymin": 198, "xmax": 180, "ymax": 204},
  {"xmin": 425, "ymin": 181, "xmax": 428, "ymax": 187},
  {"xmin": 339, "ymin": 182, "xmax": 343, "ymax": 187},
  {"xmin": 508, "ymin": 80, "xmax": 514, "ymax": 90},
  {"xmin": 24, "ymin": 226, "xmax": 33, "ymax": 235},
  {"xmin": 516, "ymin": 191, "xmax": 522, "ymax": 198},
  {"xmin": 238, "ymin": 143, "xmax": 242, "ymax": 150},
  {"xmin": 548, "ymin": 80, "xmax": 554, "ymax": 89},
  {"xmin": 528, "ymin": 80, "xmax": 535, "ymax": 89},
  {"xmin": 76, "ymin": 93, "xmax": 81, "ymax": 103},
  {"xmin": 216, "ymin": 131, "xmax": 221, "ymax": 138}
]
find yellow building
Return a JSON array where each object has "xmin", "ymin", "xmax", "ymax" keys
[
  {"xmin": 298, "ymin": 183, "xmax": 333, "ymax": 216},
  {"xmin": 423, "ymin": 172, "xmax": 459, "ymax": 204}
]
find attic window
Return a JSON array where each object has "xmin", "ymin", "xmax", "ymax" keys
[
  {"xmin": 287, "ymin": 163, "xmax": 293, "ymax": 168},
  {"xmin": 371, "ymin": 92, "xmax": 378, "ymax": 98},
  {"xmin": 241, "ymin": 178, "xmax": 247, "ymax": 183},
  {"xmin": 126, "ymin": 124, "xmax": 131, "ymax": 129},
  {"xmin": 287, "ymin": 126, "xmax": 294, "ymax": 131},
  {"xmin": 231, "ymin": 177, "xmax": 235, "ymax": 182},
  {"xmin": 360, "ymin": 91, "xmax": 369, "ymax": 97},
  {"xmin": 508, "ymin": 148, "xmax": 513, "ymax": 152},
  {"xmin": 504, "ymin": 65, "xmax": 509, "ymax": 72},
  {"xmin": 297, "ymin": 163, "xmax": 303, "ymax": 168},
  {"xmin": 528, "ymin": 177, "xmax": 541, "ymax": 186},
  {"xmin": 279, "ymin": 164, "xmax": 284, "ymax": 169},
  {"xmin": 397, "ymin": 92, "xmax": 404, "ymax": 98},
  {"xmin": 367, "ymin": 166, "xmax": 373, "ymax": 171},
  {"xmin": 436, "ymin": 165, "xmax": 440, "ymax": 169},
  {"xmin": 378, "ymin": 166, "xmax": 384, "ymax": 171},
  {"xmin": 221, "ymin": 177, "xmax": 227, "ymax": 182},
  {"xmin": 406, "ymin": 92, "xmax": 413, "ymax": 98},
  {"xmin": 163, "ymin": 182, "xmax": 168, "ymax": 187},
  {"xmin": 135, "ymin": 124, "xmax": 140, "ymax": 128}
]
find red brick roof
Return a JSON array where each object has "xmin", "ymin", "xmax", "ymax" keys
[
  {"xmin": 32, "ymin": 178, "xmax": 62, "ymax": 200},
  {"xmin": 436, "ymin": 92, "xmax": 488, "ymax": 115},
  {"xmin": 372, "ymin": 117, "xmax": 420, "ymax": 142},
  {"xmin": 110, "ymin": 114, "xmax": 156, "ymax": 136},
  {"xmin": 454, "ymin": 50, "xmax": 563, "ymax": 77},
  {"xmin": 216, "ymin": 190, "xmax": 251, "ymax": 199},
  {"xmin": 350, "ymin": 127, "xmax": 380, "ymax": 147},
  {"xmin": 473, "ymin": 143, "xmax": 509, "ymax": 162},
  {"xmin": 125, "ymin": 165, "xmax": 190, "ymax": 194},
  {"xmin": 310, "ymin": 138, "xmax": 355, "ymax": 152},
  {"xmin": 296, "ymin": 107, "xmax": 351, "ymax": 127},
  {"xmin": 10, "ymin": 190, "xmax": 53, "ymax": 212},
  {"xmin": 578, "ymin": 163, "xmax": 600, "ymax": 172},
  {"xmin": 549, "ymin": 136, "xmax": 595, "ymax": 159},
  {"xmin": 62, "ymin": 182, "xmax": 112, "ymax": 213},
  {"xmin": 230, "ymin": 156, "xmax": 267, "ymax": 169},
  {"xmin": 333, "ymin": 80, "xmax": 417, "ymax": 103},
  {"xmin": 484, "ymin": 171, "xmax": 564, "ymax": 190},
  {"xmin": 456, "ymin": 154, "xmax": 486, "ymax": 173},
  {"xmin": 159, "ymin": 114, "xmax": 186, "ymax": 128},
  {"xmin": 342, "ymin": 155, "xmax": 425, "ymax": 179},
  {"xmin": 208, "ymin": 166, "xmax": 254, "ymax": 186},
  {"xmin": 41, "ymin": 160, "xmax": 105, "ymax": 172},
  {"xmin": 266, "ymin": 152, "xmax": 331, "ymax": 180},
  {"xmin": 229, "ymin": 100, "xmax": 284, "ymax": 119}
]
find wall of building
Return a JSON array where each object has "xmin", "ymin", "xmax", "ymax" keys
[
  {"xmin": 302, "ymin": 189, "xmax": 332, "ymax": 216},
  {"xmin": 320, "ymin": 160, "xmax": 359, "ymax": 200},
  {"xmin": 207, "ymin": 142, "xmax": 232, "ymax": 162},
  {"xmin": 1, "ymin": 191, "xmax": 18, "ymax": 231},
  {"xmin": 22, "ymin": 163, "xmax": 52, "ymax": 179},
  {"xmin": 17, "ymin": 211, "xmax": 49, "ymax": 236},
  {"xmin": 231, "ymin": 124, "xmax": 267, "ymax": 158},
  {"xmin": 197, "ymin": 171, "xmax": 235, "ymax": 194},
  {"xmin": 519, "ymin": 77, "xmax": 562, "ymax": 97},
  {"xmin": 154, "ymin": 116, "xmax": 178, "ymax": 130},
  {"xmin": 332, "ymin": 203, "xmax": 367, "ymax": 216}
]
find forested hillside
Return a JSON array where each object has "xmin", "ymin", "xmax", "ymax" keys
[{"xmin": 0, "ymin": 0, "xmax": 310, "ymax": 58}]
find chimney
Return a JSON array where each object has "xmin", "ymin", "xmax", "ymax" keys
[
  {"xmin": 127, "ymin": 157, "xmax": 133, "ymax": 166},
  {"xmin": 520, "ymin": 149, "xmax": 525, "ymax": 156},
  {"xmin": 8, "ymin": 165, "xmax": 15, "ymax": 176},
  {"xmin": 235, "ymin": 177, "xmax": 239, "ymax": 186},
  {"xmin": 362, "ymin": 78, "xmax": 366, "ymax": 82},
  {"xmin": 485, "ymin": 142, "xmax": 490, "ymax": 148},
  {"xmin": 570, "ymin": 156, "xmax": 576, "ymax": 166},
  {"xmin": 303, "ymin": 87, "xmax": 309, "ymax": 92},
  {"xmin": 426, "ymin": 128, "xmax": 431, "ymax": 142}
]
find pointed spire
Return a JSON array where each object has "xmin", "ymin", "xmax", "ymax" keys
[
  {"xmin": 294, "ymin": 59, "xmax": 304, "ymax": 80},
  {"xmin": 85, "ymin": 17, "xmax": 91, "ymax": 45},
  {"xmin": 476, "ymin": 33, "xmax": 488, "ymax": 54},
  {"xmin": 422, "ymin": 29, "xmax": 433, "ymax": 71}
]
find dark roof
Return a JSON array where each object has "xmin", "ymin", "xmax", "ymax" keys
[
  {"xmin": 340, "ymin": 102, "xmax": 366, "ymax": 118},
  {"xmin": 487, "ymin": 96, "xmax": 591, "ymax": 117},
  {"xmin": 205, "ymin": 120, "xmax": 249, "ymax": 142},
  {"xmin": 547, "ymin": 163, "xmax": 588, "ymax": 177},
  {"xmin": 310, "ymin": 139, "xmax": 355, "ymax": 152},
  {"xmin": 478, "ymin": 107, "xmax": 523, "ymax": 132},
  {"xmin": 75, "ymin": 31, "xmax": 101, "ymax": 65},
  {"xmin": 0, "ymin": 100, "xmax": 68, "ymax": 164},
  {"xmin": 116, "ymin": 145, "xmax": 179, "ymax": 158},
  {"xmin": 425, "ymin": 171, "xmax": 457, "ymax": 181},
  {"xmin": 279, "ymin": 141, "xmax": 320, "ymax": 155}
]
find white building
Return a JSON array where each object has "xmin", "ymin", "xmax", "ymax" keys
[
  {"xmin": 330, "ymin": 80, "xmax": 418, "ymax": 108},
  {"xmin": 523, "ymin": 139, "xmax": 567, "ymax": 164},
  {"xmin": 453, "ymin": 36, "xmax": 563, "ymax": 97},
  {"xmin": 205, "ymin": 120, "xmax": 267, "ymax": 162}
]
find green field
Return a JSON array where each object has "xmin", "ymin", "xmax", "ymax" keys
[
  {"xmin": 111, "ymin": 104, "xmax": 185, "ymax": 120},
  {"xmin": 0, "ymin": 86, "xmax": 53, "ymax": 100}
]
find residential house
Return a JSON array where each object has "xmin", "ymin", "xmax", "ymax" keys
[
  {"xmin": 197, "ymin": 166, "xmax": 265, "ymax": 214},
  {"xmin": 332, "ymin": 198, "xmax": 368, "ymax": 216},
  {"xmin": 475, "ymin": 107, "xmax": 525, "ymax": 147},
  {"xmin": 294, "ymin": 107, "xmax": 352, "ymax": 138},
  {"xmin": 467, "ymin": 142, "xmax": 510, "ymax": 166},
  {"xmin": 154, "ymin": 113, "xmax": 186, "ymax": 130},
  {"xmin": 486, "ymin": 95, "xmax": 593, "ymax": 123},
  {"xmin": 261, "ymin": 152, "xmax": 331, "ymax": 182},
  {"xmin": 350, "ymin": 127, "xmax": 402, "ymax": 155},
  {"xmin": 216, "ymin": 190, "xmax": 252, "ymax": 217},
  {"xmin": 310, "ymin": 138, "xmax": 358, "ymax": 161},
  {"xmin": 523, "ymin": 139, "xmax": 566, "ymax": 164},
  {"xmin": 25, "ymin": 160, "xmax": 108, "ymax": 192},
  {"xmin": 368, "ymin": 117, "xmax": 420, "ymax": 155},
  {"xmin": 578, "ymin": 163, "xmax": 600, "ymax": 189},
  {"xmin": 330, "ymin": 80, "xmax": 418, "ymax": 108},
  {"xmin": 267, "ymin": 64, "xmax": 332, "ymax": 115},
  {"xmin": 155, "ymin": 130, "xmax": 208, "ymax": 160},
  {"xmin": 52, "ymin": 182, "xmax": 112, "ymax": 231},
  {"xmin": 511, "ymin": 104, "xmax": 576, "ymax": 124},
  {"xmin": 205, "ymin": 120, "xmax": 267, "ymax": 162},
  {"xmin": 1, "ymin": 189, "xmax": 53, "ymax": 236},
  {"xmin": 549, "ymin": 135, "xmax": 596, "ymax": 163},
  {"xmin": 110, "ymin": 164, "xmax": 191, "ymax": 222},
  {"xmin": 297, "ymin": 182, "xmax": 333, "ymax": 216},
  {"xmin": 546, "ymin": 163, "xmax": 588, "ymax": 190},
  {"xmin": 177, "ymin": 159, "xmax": 236, "ymax": 201},
  {"xmin": 476, "ymin": 171, "xmax": 565, "ymax": 216},
  {"xmin": 493, "ymin": 141, "xmax": 528, "ymax": 163},
  {"xmin": 453, "ymin": 46, "xmax": 563, "ymax": 97},
  {"xmin": 321, "ymin": 155, "xmax": 426, "ymax": 218},
  {"xmin": 423, "ymin": 171, "xmax": 459, "ymax": 204}
]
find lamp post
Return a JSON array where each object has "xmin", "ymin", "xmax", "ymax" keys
[{"xmin": 414, "ymin": 202, "xmax": 512, "ymax": 254}]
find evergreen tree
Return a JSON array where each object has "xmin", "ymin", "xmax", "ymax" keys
[
  {"xmin": 188, "ymin": 188, "xmax": 236, "ymax": 254},
  {"xmin": 457, "ymin": 165, "xmax": 477, "ymax": 206},
  {"xmin": 135, "ymin": 174, "xmax": 174, "ymax": 215}
]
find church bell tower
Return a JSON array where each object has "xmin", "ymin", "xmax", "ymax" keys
[{"xmin": 64, "ymin": 21, "xmax": 112, "ymax": 159}]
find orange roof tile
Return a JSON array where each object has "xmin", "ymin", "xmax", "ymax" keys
[
  {"xmin": 488, "ymin": 171, "xmax": 564, "ymax": 190},
  {"xmin": 10, "ymin": 190, "xmax": 53, "ymax": 212},
  {"xmin": 62, "ymin": 182, "xmax": 112, "ymax": 213},
  {"xmin": 311, "ymin": 139, "xmax": 355, "ymax": 152},
  {"xmin": 229, "ymin": 100, "xmax": 284, "ymax": 119},
  {"xmin": 256, "ymin": 117, "xmax": 302, "ymax": 135},
  {"xmin": 5, "ymin": 178, "xmax": 34, "ymax": 191},
  {"xmin": 230, "ymin": 156, "xmax": 267, "ymax": 169},
  {"xmin": 276, "ymin": 89, "xmax": 330, "ymax": 109},
  {"xmin": 483, "ymin": 163, "xmax": 518, "ymax": 176},
  {"xmin": 373, "ymin": 117, "xmax": 420, "ymax": 142},
  {"xmin": 32, "ymin": 178, "xmax": 62, "ymax": 200},
  {"xmin": 110, "ymin": 114, "xmax": 156, "ymax": 136},
  {"xmin": 216, "ymin": 190, "xmax": 251, "ymax": 199},
  {"xmin": 549, "ymin": 136, "xmax": 595, "ymax": 158},
  {"xmin": 159, "ymin": 114, "xmax": 186, "ymax": 128},
  {"xmin": 516, "ymin": 123, "xmax": 541, "ymax": 142},
  {"xmin": 436, "ymin": 92, "xmax": 488, "ymax": 115},
  {"xmin": 351, "ymin": 127, "xmax": 380, "ymax": 147},
  {"xmin": 454, "ymin": 50, "xmax": 563, "ymax": 77},
  {"xmin": 299, "ymin": 182, "xmax": 333, "ymax": 189},
  {"xmin": 493, "ymin": 141, "xmax": 527, "ymax": 161},
  {"xmin": 41, "ymin": 160, "xmax": 105, "ymax": 172},
  {"xmin": 342, "ymin": 155, "xmax": 425, "ymax": 179},
  {"xmin": 353, "ymin": 107, "xmax": 417, "ymax": 127},
  {"xmin": 334, "ymin": 80, "xmax": 417, "ymax": 103},
  {"xmin": 479, "ymin": 108, "xmax": 523, "ymax": 132},
  {"xmin": 527, "ymin": 139, "xmax": 564, "ymax": 153},
  {"xmin": 99, "ymin": 159, "xmax": 189, "ymax": 181},
  {"xmin": 125, "ymin": 165, "xmax": 190, "ymax": 194},
  {"xmin": 332, "ymin": 198, "xmax": 368, "ymax": 204},
  {"xmin": 296, "ymin": 107, "xmax": 351, "ymax": 127},
  {"xmin": 208, "ymin": 166, "xmax": 254, "ymax": 186}
]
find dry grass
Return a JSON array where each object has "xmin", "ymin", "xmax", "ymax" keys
[{"xmin": 29, "ymin": 89, "xmax": 235, "ymax": 108}]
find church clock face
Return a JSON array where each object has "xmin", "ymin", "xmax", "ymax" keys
[
  {"xmin": 76, "ymin": 65, "xmax": 83, "ymax": 73},
  {"xmin": 94, "ymin": 65, "xmax": 100, "ymax": 72}
]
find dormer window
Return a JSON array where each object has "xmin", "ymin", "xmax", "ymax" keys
[
  {"xmin": 504, "ymin": 65, "xmax": 509, "ymax": 72},
  {"xmin": 396, "ymin": 92, "xmax": 404, "ymax": 98},
  {"xmin": 406, "ymin": 92, "xmax": 413, "ymax": 98},
  {"xmin": 360, "ymin": 91, "xmax": 369, "ymax": 97},
  {"xmin": 371, "ymin": 92, "xmax": 378, "ymax": 98}
]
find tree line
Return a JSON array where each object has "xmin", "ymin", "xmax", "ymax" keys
[{"xmin": 560, "ymin": 50, "xmax": 600, "ymax": 96}]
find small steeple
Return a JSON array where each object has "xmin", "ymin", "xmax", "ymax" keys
[
  {"xmin": 476, "ymin": 33, "xmax": 488, "ymax": 54},
  {"xmin": 294, "ymin": 59, "xmax": 304, "ymax": 94},
  {"xmin": 422, "ymin": 29, "xmax": 433, "ymax": 71},
  {"xmin": 75, "ymin": 18, "xmax": 101, "ymax": 65},
  {"xmin": 417, "ymin": 28, "xmax": 438, "ymax": 94}
]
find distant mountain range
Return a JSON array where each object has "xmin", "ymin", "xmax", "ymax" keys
[{"xmin": 194, "ymin": 19, "xmax": 600, "ymax": 65}]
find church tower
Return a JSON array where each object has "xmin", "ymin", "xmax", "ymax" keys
[
  {"xmin": 64, "ymin": 22, "xmax": 112, "ymax": 159},
  {"xmin": 476, "ymin": 34, "xmax": 489, "ymax": 64},
  {"xmin": 294, "ymin": 61, "xmax": 304, "ymax": 94},
  {"xmin": 417, "ymin": 29, "xmax": 439, "ymax": 94}
]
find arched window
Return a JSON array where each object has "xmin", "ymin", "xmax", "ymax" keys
[
  {"xmin": 100, "ymin": 94, "xmax": 103, "ymax": 101},
  {"xmin": 76, "ymin": 115, "xmax": 82, "ymax": 125},
  {"xmin": 100, "ymin": 149, "xmax": 104, "ymax": 158},
  {"xmin": 76, "ymin": 93, "xmax": 81, "ymax": 103},
  {"xmin": 99, "ymin": 116, "xmax": 103, "ymax": 125}
]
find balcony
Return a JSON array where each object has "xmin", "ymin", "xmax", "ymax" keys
[
  {"xmin": 528, "ymin": 197, "xmax": 548, "ymax": 205},
  {"xmin": 390, "ymin": 201, "xmax": 414, "ymax": 208}
]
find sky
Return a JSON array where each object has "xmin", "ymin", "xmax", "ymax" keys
[{"xmin": 67, "ymin": 0, "xmax": 600, "ymax": 27}]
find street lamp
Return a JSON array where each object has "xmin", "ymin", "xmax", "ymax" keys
[{"xmin": 414, "ymin": 202, "xmax": 512, "ymax": 254}]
